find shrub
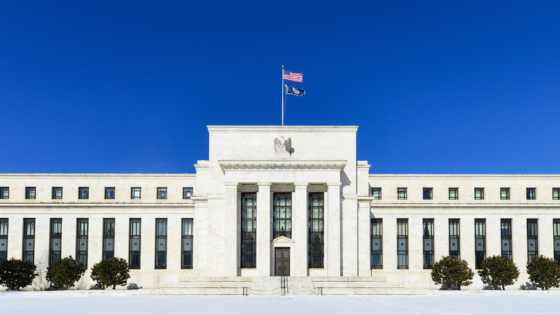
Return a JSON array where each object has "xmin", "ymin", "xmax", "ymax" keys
[
  {"xmin": 91, "ymin": 258, "xmax": 131, "ymax": 289},
  {"xmin": 46, "ymin": 256, "xmax": 87, "ymax": 290},
  {"xmin": 526, "ymin": 255, "xmax": 560, "ymax": 290},
  {"xmin": 0, "ymin": 258, "xmax": 38, "ymax": 290},
  {"xmin": 478, "ymin": 256, "xmax": 520, "ymax": 290},
  {"xmin": 431, "ymin": 256, "xmax": 474, "ymax": 290}
]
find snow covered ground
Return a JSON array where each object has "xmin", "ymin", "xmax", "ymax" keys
[{"xmin": 1, "ymin": 290, "xmax": 559, "ymax": 315}]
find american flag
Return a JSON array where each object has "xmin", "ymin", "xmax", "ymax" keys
[{"xmin": 283, "ymin": 69, "xmax": 303, "ymax": 82}]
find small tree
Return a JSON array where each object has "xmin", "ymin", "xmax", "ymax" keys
[
  {"xmin": 91, "ymin": 258, "xmax": 131, "ymax": 289},
  {"xmin": 0, "ymin": 258, "xmax": 38, "ymax": 290},
  {"xmin": 478, "ymin": 256, "xmax": 519, "ymax": 290},
  {"xmin": 431, "ymin": 256, "xmax": 474, "ymax": 290},
  {"xmin": 526, "ymin": 255, "xmax": 560, "ymax": 290},
  {"xmin": 46, "ymin": 256, "xmax": 87, "ymax": 290}
]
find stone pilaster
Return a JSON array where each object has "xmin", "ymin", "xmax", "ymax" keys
[
  {"xmin": 293, "ymin": 182, "xmax": 308, "ymax": 276},
  {"xmin": 224, "ymin": 182, "xmax": 238, "ymax": 276},
  {"xmin": 256, "ymin": 182, "xmax": 271, "ymax": 276},
  {"xmin": 358, "ymin": 198, "xmax": 372, "ymax": 276},
  {"xmin": 327, "ymin": 182, "xmax": 341, "ymax": 276}
]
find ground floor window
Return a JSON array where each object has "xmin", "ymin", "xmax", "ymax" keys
[
  {"xmin": 371, "ymin": 219, "xmax": 382, "ymax": 269},
  {"xmin": 23, "ymin": 219, "xmax": 35, "ymax": 263},
  {"xmin": 129, "ymin": 219, "xmax": 141, "ymax": 269},
  {"xmin": 76, "ymin": 218, "xmax": 88, "ymax": 267},
  {"xmin": 49, "ymin": 218, "xmax": 62, "ymax": 266},
  {"xmin": 527, "ymin": 219, "xmax": 538, "ymax": 262},
  {"xmin": 449, "ymin": 219, "xmax": 460, "ymax": 258},
  {"xmin": 103, "ymin": 218, "xmax": 115, "ymax": 260},
  {"xmin": 273, "ymin": 193, "xmax": 292, "ymax": 239},
  {"xmin": 397, "ymin": 219, "xmax": 408, "ymax": 269},
  {"xmin": 0, "ymin": 219, "xmax": 7, "ymax": 264},
  {"xmin": 475, "ymin": 219, "xmax": 486, "ymax": 269},
  {"xmin": 423, "ymin": 219, "xmax": 434, "ymax": 269},
  {"xmin": 155, "ymin": 219, "xmax": 167, "ymax": 269},
  {"xmin": 501, "ymin": 219, "xmax": 512, "ymax": 259},
  {"xmin": 182, "ymin": 219, "xmax": 193, "ymax": 269},
  {"xmin": 241, "ymin": 193, "xmax": 257, "ymax": 268},
  {"xmin": 308, "ymin": 193, "xmax": 324, "ymax": 268}
]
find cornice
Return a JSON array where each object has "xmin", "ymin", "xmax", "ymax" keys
[
  {"xmin": 218, "ymin": 160, "xmax": 347, "ymax": 172},
  {"xmin": 0, "ymin": 203, "xmax": 195, "ymax": 208},
  {"xmin": 370, "ymin": 203, "xmax": 560, "ymax": 209},
  {"xmin": 207, "ymin": 126, "xmax": 358, "ymax": 133},
  {"xmin": 369, "ymin": 174, "xmax": 560, "ymax": 180},
  {"xmin": 0, "ymin": 173, "xmax": 195, "ymax": 178}
]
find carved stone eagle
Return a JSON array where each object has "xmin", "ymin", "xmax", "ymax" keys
[{"xmin": 274, "ymin": 136, "xmax": 292, "ymax": 154}]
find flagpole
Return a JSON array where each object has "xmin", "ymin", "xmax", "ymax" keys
[{"xmin": 281, "ymin": 65, "xmax": 284, "ymax": 126}]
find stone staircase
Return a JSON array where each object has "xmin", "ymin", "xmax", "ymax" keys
[{"xmin": 310, "ymin": 277, "xmax": 425, "ymax": 295}]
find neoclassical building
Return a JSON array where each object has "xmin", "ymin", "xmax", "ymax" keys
[{"xmin": 0, "ymin": 125, "xmax": 559, "ymax": 294}]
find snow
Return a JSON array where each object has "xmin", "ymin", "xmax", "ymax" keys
[{"xmin": 1, "ymin": 290, "xmax": 559, "ymax": 315}]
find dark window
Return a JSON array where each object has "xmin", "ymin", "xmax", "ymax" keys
[
  {"xmin": 155, "ymin": 219, "xmax": 167, "ymax": 269},
  {"xmin": 0, "ymin": 187, "xmax": 9, "ymax": 199},
  {"xmin": 49, "ymin": 218, "xmax": 62, "ymax": 265},
  {"xmin": 553, "ymin": 188, "xmax": 559, "ymax": 201},
  {"xmin": 475, "ymin": 219, "xmax": 486, "ymax": 269},
  {"xmin": 76, "ymin": 219, "xmax": 88, "ymax": 267},
  {"xmin": 241, "ymin": 193, "xmax": 257, "ymax": 268},
  {"xmin": 527, "ymin": 219, "xmax": 538, "ymax": 262},
  {"xmin": 501, "ymin": 219, "xmax": 512, "ymax": 259},
  {"xmin": 371, "ymin": 219, "xmax": 383, "ymax": 269},
  {"xmin": 397, "ymin": 188, "xmax": 407, "ymax": 200},
  {"xmin": 23, "ymin": 219, "xmax": 35, "ymax": 263},
  {"xmin": 475, "ymin": 188, "xmax": 484, "ymax": 200},
  {"xmin": 183, "ymin": 187, "xmax": 193, "ymax": 200},
  {"xmin": 423, "ymin": 219, "xmax": 434, "ymax": 269},
  {"xmin": 554, "ymin": 219, "xmax": 560, "ymax": 263},
  {"xmin": 25, "ymin": 187, "xmax": 36, "ymax": 200},
  {"xmin": 103, "ymin": 219, "xmax": 115, "ymax": 260},
  {"xmin": 423, "ymin": 188, "xmax": 433, "ymax": 200},
  {"xmin": 527, "ymin": 188, "xmax": 537, "ymax": 200},
  {"xmin": 181, "ymin": 219, "xmax": 193, "ymax": 269},
  {"xmin": 308, "ymin": 193, "xmax": 324, "ymax": 268},
  {"xmin": 0, "ymin": 219, "xmax": 8, "ymax": 264},
  {"xmin": 500, "ymin": 188, "xmax": 510, "ymax": 200},
  {"xmin": 131, "ymin": 188, "xmax": 141, "ymax": 200},
  {"xmin": 449, "ymin": 188, "xmax": 458, "ymax": 200},
  {"xmin": 78, "ymin": 187, "xmax": 89, "ymax": 200},
  {"xmin": 157, "ymin": 188, "xmax": 167, "ymax": 200},
  {"xmin": 371, "ymin": 188, "xmax": 382, "ymax": 200},
  {"xmin": 129, "ymin": 219, "xmax": 141, "ymax": 269},
  {"xmin": 105, "ymin": 187, "xmax": 115, "ymax": 200},
  {"xmin": 397, "ymin": 219, "xmax": 408, "ymax": 269},
  {"xmin": 449, "ymin": 219, "xmax": 460, "ymax": 258},
  {"xmin": 273, "ymin": 193, "xmax": 292, "ymax": 239},
  {"xmin": 52, "ymin": 187, "xmax": 63, "ymax": 200}
]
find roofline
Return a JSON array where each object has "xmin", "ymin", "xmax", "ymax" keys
[
  {"xmin": 369, "ymin": 174, "xmax": 560, "ymax": 178},
  {"xmin": 207, "ymin": 125, "xmax": 358, "ymax": 132},
  {"xmin": 0, "ymin": 173, "xmax": 196, "ymax": 178}
]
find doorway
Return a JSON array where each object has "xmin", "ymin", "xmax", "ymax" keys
[{"xmin": 275, "ymin": 247, "xmax": 290, "ymax": 276}]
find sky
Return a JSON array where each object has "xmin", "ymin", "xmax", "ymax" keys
[{"xmin": 1, "ymin": 1, "xmax": 559, "ymax": 174}]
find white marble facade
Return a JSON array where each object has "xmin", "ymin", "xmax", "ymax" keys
[{"xmin": 1, "ymin": 125, "xmax": 560, "ymax": 290}]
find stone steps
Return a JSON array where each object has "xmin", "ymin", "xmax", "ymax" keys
[
  {"xmin": 313, "ymin": 282, "xmax": 406, "ymax": 288},
  {"xmin": 320, "ymin": 288, "xmax": 425, "ymax": 295}
]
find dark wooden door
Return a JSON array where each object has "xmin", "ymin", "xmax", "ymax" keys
[{"xmin": 275, "ymin": 247, "xmax": 290, "ymax": 276}]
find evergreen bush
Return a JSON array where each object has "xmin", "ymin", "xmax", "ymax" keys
[
  {"xmin": 46, "ymin": 256, "xmax": 87, "ymax": 290},
  {"xmin": 91, "ymin": 258, "xmax": 131, "ymax": 289},
  {"xmin": 0, "ymin": 258, "xmax": 38, "ymax": 290},
  {"xmin": 478, "ymin": 255, "xmax": 520, "ymax": 290},
  {"xmin": 526, "ymin": 255, "xmax": 560, "ymax": 290},
  {"xmin": 431, "ymin": 255, "xmax": 474, "ymax": 290}
]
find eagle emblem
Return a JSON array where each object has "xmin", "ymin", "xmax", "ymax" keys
[{"xmin": 274, "ymin": 136, "xmax": 292, "ymax": 155}]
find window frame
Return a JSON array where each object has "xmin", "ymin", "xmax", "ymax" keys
[
  {"xmin": 23, "ymin": 218, "xmax": 35, "ymax": 263},
  {"xmin": 181, "ymin": 218, "xmax": 194, "ymax": 269},
  {"xmin": 371, "ymin": 218, "xmax": 383, "ymax": 269},
  {"xmin": 52, "ymin": 187, "xmax": 63, "ymax": 200},
  {"xmin": 105, "ymin": 187, "xmax": 116, "ymax": 200},
  {"xmin": 0, "ymin": 187, "xmax": 9, "ymax": 200},
  {"xmin": 371, "ymin": 188, "xmax": 382, "ymax": 200},
  {"xmin": 449, "ymin": 219, "xmax": 460, "ymax": 258},
  {"xmin": 423, "ymin": 219, "xmax": 434, "ymax": 269},
  {"xmin": 475, "ymin": 219, "xmax": 486, "ymax": 269},
  {"xmin": 501, "ymin": 219, "xmax": 512, "ymax": 259},
  {"xmin": 448, "ymin": 188, "xmax": 459, "ymax": 200},
  {"xmin": 0, "ymin": 218, "xmax": 8, "ymax": 265},
  {"xmin": 397, "ymin": 188, "xmax": 407, "ymax": 200},
  {"xmin": 78, "ymin": 187, "xmax": 89, "ymax": 200},
  {"xmin": 241, "ymin": 192, "xmax": 257, "ymax": 268},
  {"xmin": 157, "ymin": 187, "xmax": 168, "ymax": 200},
  {"xmin": 553, "ymin": 188, "xmax": 559, "ymax": 201},
  {"xmin": 527, "ymin": 188, "xmax": 537, "ymax": 200},
  {"xmin": 423, "ymin": 188, "xmax": 433, "ymax": 200},
  {"xmin": 103, "ymin": 218, "xmax": 115, "ymax": 260},
  {"xmin": 25, "ymin": 187, "xmax": 36, "ymax": 200},
  {"xmin": 155, "ymin": 218, "xmax": 167, "ymax": 269},
  {"xmin": 500, "ymin": 188, "xmax": 510, "ymax": 200},
  {"xmin": 474, "ymin": 188, "xmax": 484, "ymax": 200},
  {"xmin": 76, "ymin": 218, "xmax": 88, "ymax": 267},
  {"xmin": 553, "ymin": 219, "xmax": 560, "ymax": 263},
  {"xmin": 129, "ymin": 218, "xmax": 141, "ymax": 269},
  {"xmin": 183, "ymin": 187, "xmax": 193, "ymax": 200},
  {"xmin": 49, "ymin": 218, "xmax": 62, "ymax": 266},
  {"xmin": 131, "ymin": 187, "xmax": 141, "ymax": 200},
  {"xmin": 527, "ymin": 219, "xmax": 538, "ymax": 262},
  {"xmin": 308, "ymin": 192, "xmax": 325, "ymax": 269},
  {"xmin": 397, "ymin": 218, "xmax": 408, "ymax": 269}
]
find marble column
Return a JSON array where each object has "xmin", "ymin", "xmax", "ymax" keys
[
  {"xmin": 256, "ymin": 182, "xmax": 271, "ymax": 276},
  {"xmin": 293, "ymin": 182, "xmax": 308, "ymax": 276},
  {"xmin": 224, "ymin": 182, "xmax": 238, "ymax": 276},
  {"xmin": 357, "ymin": 199, "xmax": 371, "ymax": 276},
  {"xmin": 327, "ymin": 182, "xmax": 341, "ymax": 276}
]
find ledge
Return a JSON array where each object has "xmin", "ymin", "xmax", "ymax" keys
[{"xmin": 219, "ymin": 160, "xmax": 347, "ymax": 172}]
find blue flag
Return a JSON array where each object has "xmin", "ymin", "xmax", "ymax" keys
[{"xmin": 285, "ymin": 84, "xmax": 305, "ymax": 96}]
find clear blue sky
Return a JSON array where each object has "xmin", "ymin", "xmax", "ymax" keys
[{"xmin": 1, "ymin": 1, "xmax": 559, "ymax": 174}]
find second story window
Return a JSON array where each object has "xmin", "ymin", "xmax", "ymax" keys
[
  {"xmin": 500, "ymin": 188, "xmax": 510, "ymax": 200},
  {"xmin": 131, "ymin": 188, "xmax": 141, "ymax": 200},
  {"xmin": 78, "ymin": 187, "xmax": 89, "ymax": 200},
  {"xmin": 105, "ymin": 187, "xmax": 115, "ymax": 200},
  {"xmin": 25, "ymin": 187, "xmax": 36, "ymax": 200},
  {"xmin": 52, "ymin": 187, "xmax": 63, "ymax": 200},
  {"xmin": 183, "ymin": 187, "xmax": 193, "ymax": 200},
  {"xmin": 423, "ymin": 188, "xmax": 433, "ymax": 200},
  {"xmin": 554, "ymin": 188, "xmax": 560, "ymax": 200},
  {"xmin": 449, "ymin": 188, "xmax": 458, "ymax": 200},
  {"xmin": 0, "ymin": 187, "xmax": 9, "ymax": 199},
  {"xmin": 474, "ymin": 188, "xmax": 484, "ymax": 200},
  {"xmin": 157, "ymin": 188, "xmax": 167, "ymax": 200},
  {"xmin": 371, "ymin": 188, "xmax": 382, "ymax": 200},
  {"xmin": 397, "ymin": 188, "xmax": 407, "ymax": 200},
  {"xmin": 527, "ymin": 188, "xmax": 536, "ymax": 200}
]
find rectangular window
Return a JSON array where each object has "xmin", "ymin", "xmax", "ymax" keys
[
  {"xmin": 397, "ymin": 219, "xmax": 408, "ymax": 269},
  {"xmin": 397, "ymin": 188, "xmax": 407, "ymax": 200},
  {"xmin": 0, "ymin": 219, "xmax": 8, "ymax": 264},
  {"xmin": 500, "ymin": 188, "xmax": 510, "ymax": 200},
  {"xmin": 183, "ymin": 187, "xmax": 193, "ymax": 200},
  {"xmin": 52, "ymin": 187, "xmax": 63, "ymax": 200},
  {"xmin": 527, "ymin": 219, "xmax": 538, "ymax": 262},
  {"xmin": 475, "ymin": 219, "xmax": 486, "ymax": 269},
  {"xmin": 371, "ymin": 219, "xmax": 382, "ymax": 269},
  {"xmin": 78, "ymin": 187, "xmax": 89, "ymax": 200},
  {"xmin": 554, "ymin": 219, "xmax": 560, "ymax": 263},
  {"xmin": 76, "ymin": 219, "xmax": 88, "ymax": 267},
  {"xmin": 25, "ymin": 187, "xmax": 36, "ymax": 200},
  {"xmin": 131, "ymin": 188, "xmax": 141, "ymax": 200},
  {"xmin": 129, "ymin": 219, "xmax": 141, "ymax": 269},
  {"xmin": 501, "ymin": 219, "xmax": 512, "ymax": 259},
  {"xmin": 308, "ymin": 193, "xmax": 324, "ymax": 268},
  {"xmin": 423, "ymin": 219, "xmax": 434, "ymax": 269},
  {"xmin": 157, "ymin": 188, "xmax": 167, "ymax": 200},
  {"xmin": 103, "ymin": 219, "xmax": 115, "ymax": 260},
  {"xmin": 155, "ymin": 219, "xmax": 167, "ymax": 269},
  {"xmin": 0, "ymin": 187, "xmax": 9, "ymax": 199},
  {"xmin": 181, "ymin": 219, "xmax": 193, "ymax": 269},
  {"xmin": 23, "ymin": 219, "xmax": 35, "ymax": 263},
  {"xmin": 423, "ymin": 188, "xmax": 433, "ymax": 200},
  {"xmin": 553, "ymin": 188, "xmax": 559, "ymax": 200},
  {"xmin": 371, "ymin": 188, "xmax": 382, "ymax": 200},
  {"xmin": 449, "ymin": 188, "xmax": 458, "ymax": 200},
  {"xmin": 475, "ymin": 188, "xmax": 484, "ymax": 200},
  {"xmin": 273, "ymin": 193, "xmax": 292, "ymax": 239},
  {"xmin": 49, "ymin": 218, "xmax": 62, "ymax": 265},
  {"xmin": 241, "ymin": 193, "xmax": 257, "ymax": 268},
  {"xmin": 527, "ymin": 188, "xmax": 537, "ymax": 200},
  {"xmin": 105, "ymin": 187, "xmax": 115, "ymax": 200},
  {"xmin": 449, "ymin": 219, "xmax": 460, "ymax": 258}
]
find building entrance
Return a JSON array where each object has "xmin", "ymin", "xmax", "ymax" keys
[{"xmin": 275, "ymin": 247, "xmax": 290, "ymax": 276}]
